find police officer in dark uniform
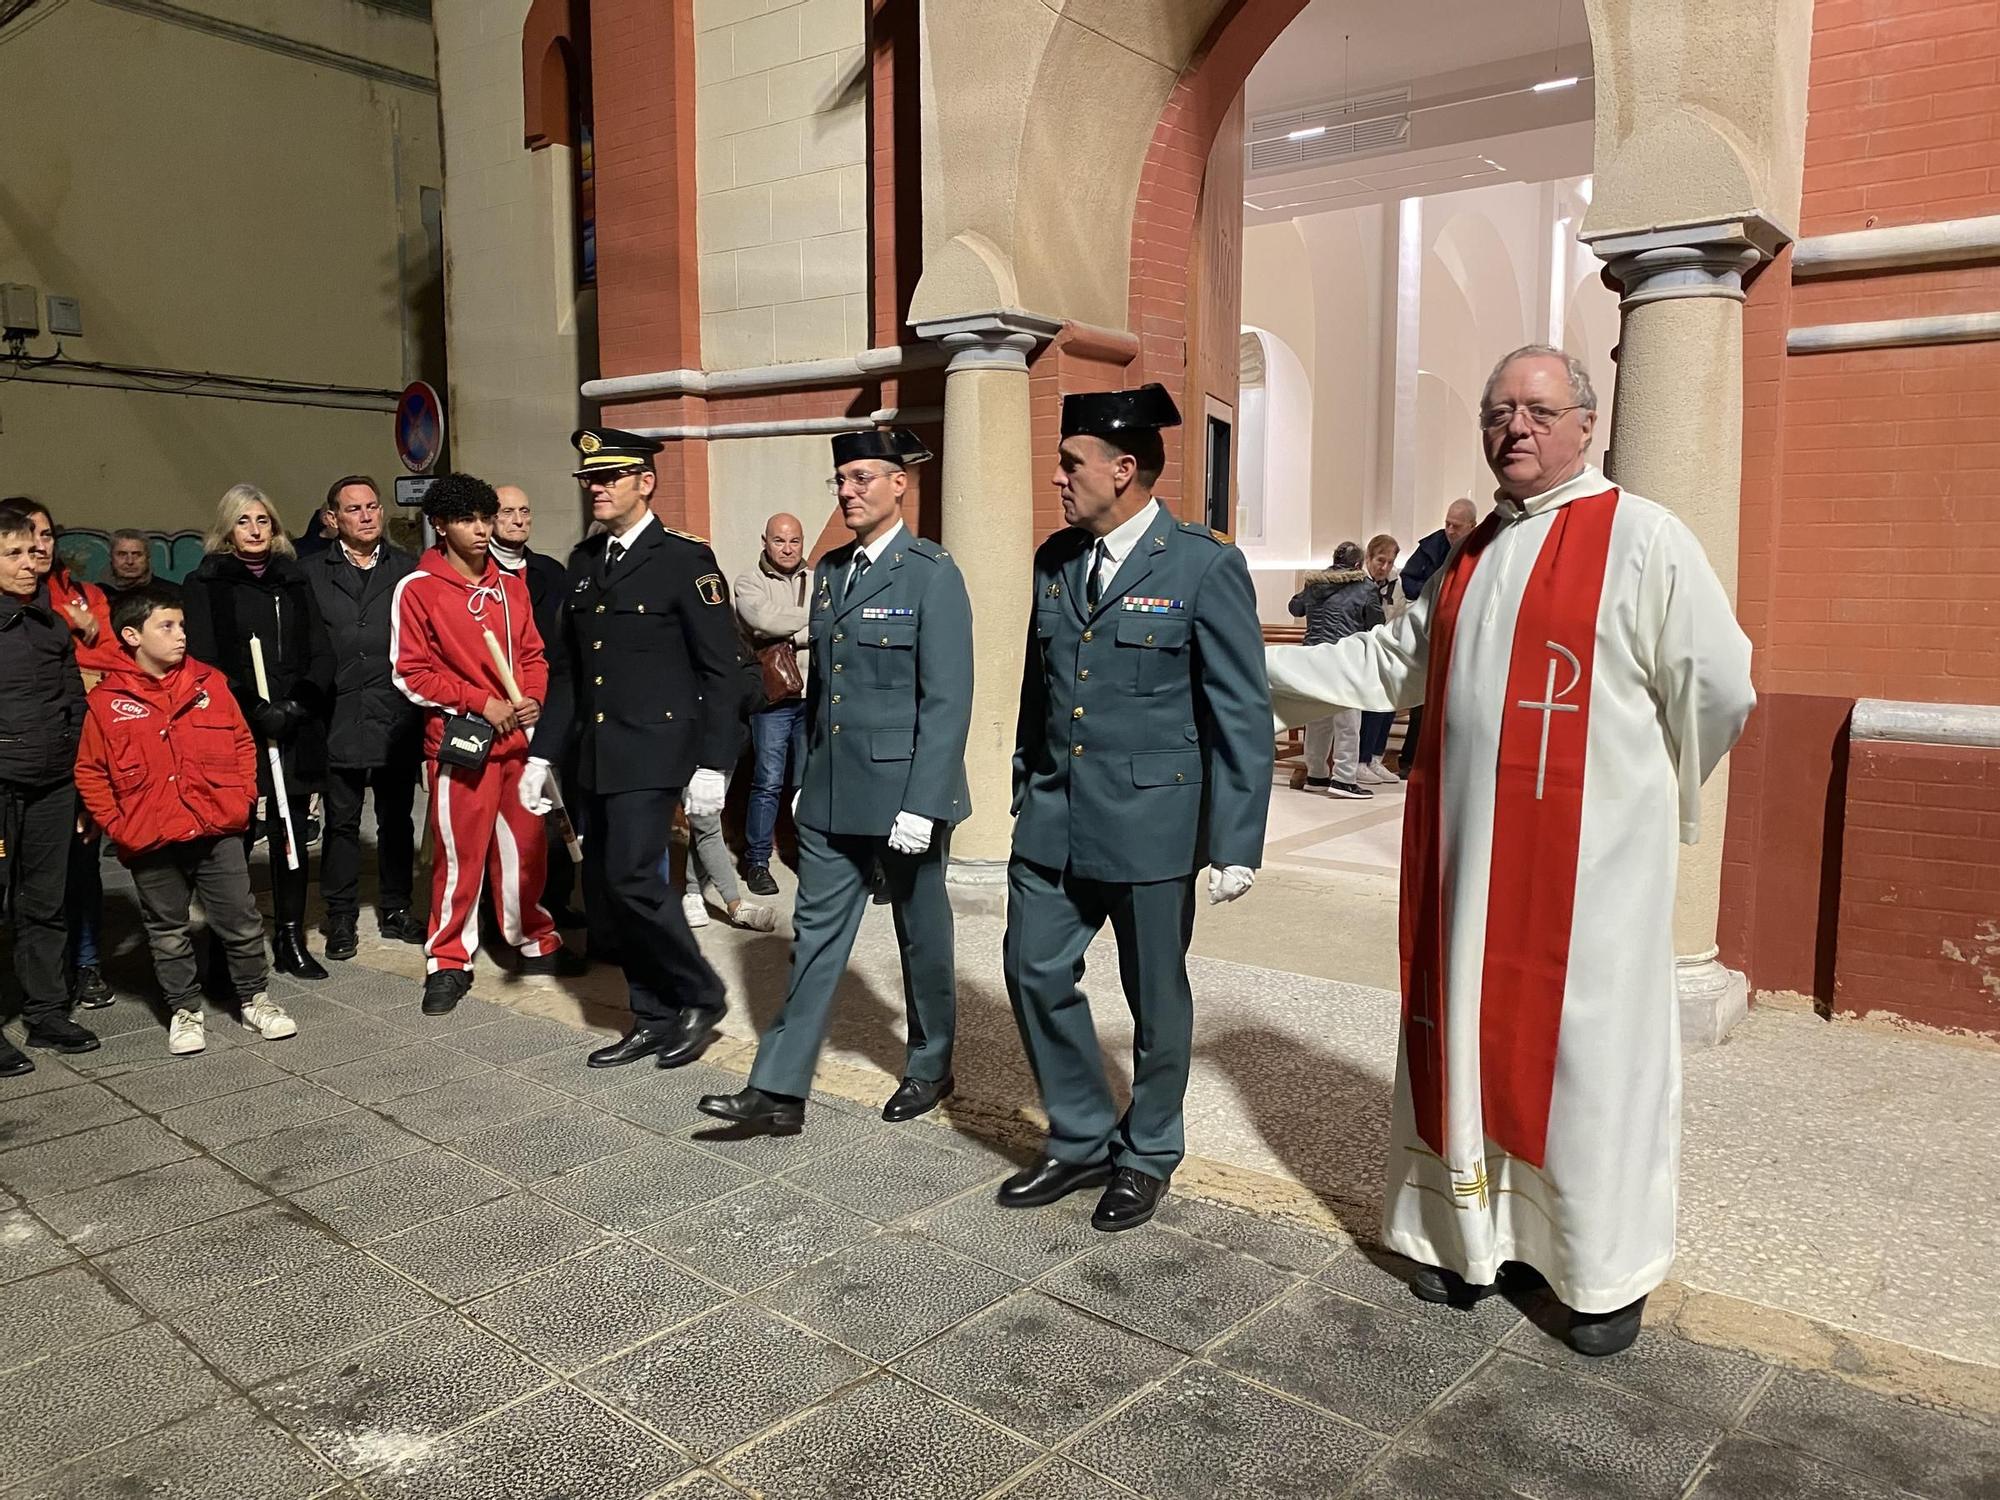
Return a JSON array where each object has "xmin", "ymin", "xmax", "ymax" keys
[
  {"xmin": 999, "ymin": 386, "xmax": 1273, "ymax": 1231},
  {"xmin": 522, "ymin": 429, "xmax": 746, "ymax": 1069}
]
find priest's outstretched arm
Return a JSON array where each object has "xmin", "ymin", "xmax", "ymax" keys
[
  {"xmin": 1264, "ymin": 571, "xmax": 1439, "ymax": 729},
  {"xmin": 1638, "ymin": 513, "xmax": 1757, "ymax": 844}
]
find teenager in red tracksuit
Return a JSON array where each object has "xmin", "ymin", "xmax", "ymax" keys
[
  {"xmin": 74, "ymin": 586, "xmax": 296, "ymax": 1056},
  {"xmin": 391, "ymin": 473, "xmax": 570, "ymax": 1014}
]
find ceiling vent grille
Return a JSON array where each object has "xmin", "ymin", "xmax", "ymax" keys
[{"xmin": 1247, "ymin": 89, "xmax": 1412, "ymax": 173}]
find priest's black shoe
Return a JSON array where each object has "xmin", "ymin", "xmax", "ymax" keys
[
  {"xmin": 1092, "ymin": 1167, "xmax": 1165, "ymax": 1232},
  {"xmin": 0, "ymin": 1038, "xmax": 36, "ymax": 1077},
  {"xmin": 996, "ymin": 1156, "xmax": 1113, "ymax": 1209},
  {"xmin": 655, "ymin": 1007, "xmax": 722, "ymax": 1069},
  {"xmin": 695, "ymin": 1086, "xmax": 803, "ymax": 1134},
  {"xmin": 1409, "ymin": 1264, "xmax": 1495, "ymax": 1308},
  {"xmin": 25, "ymin": 1016, "xmax": 100, "ymax": 1054},
  {"xmin": 881, "ymin": 1073, "xmax": 953, "ymax": 1122},
  {"xmin": 587, "ymin": 1024, "xmax": 675, "ymax": 1069},
  {"xmin": 273, "ymin": 924, "xmax": 328, "ymax": 980},
  {"xmin": 1567, "ymin": 1295, "xmax": 1645, "ymax": 1357},
  {"xmin": 421, "ymin": 969, "xmax": 472, "ymax": 1015},
  {"xmin": 323, "ymin": 914, "xmax": 359, "ymax": 962}
]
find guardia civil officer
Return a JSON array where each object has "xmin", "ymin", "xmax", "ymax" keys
[
  {"xmin": 697, "ymin": 428, "xmax": 972, "ymax": 1132},
  {"xmin": 521, "ymin": 429, "xmax": 746, "ymax": 1069},
  {"xmin": 1000, "ymin": 385, "xmax": 1273, "ymax": 1231}
]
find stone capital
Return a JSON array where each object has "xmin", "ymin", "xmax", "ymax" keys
[
  {"xmin": 911, "ymin": 311, "xmax": 1063, "ymax": 373},
  {"xmin": 1587, "ymin": 217, "xmax": 1787, "ymax": 308}
]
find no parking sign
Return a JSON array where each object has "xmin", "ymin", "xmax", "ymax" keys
[{"xmin": 395, "ymin": 381, "xmax": 445, "ymax": 474}]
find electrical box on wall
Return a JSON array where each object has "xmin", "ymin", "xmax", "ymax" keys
[
  {"xmin": 46, "ymin": 296, "xmax": 82, "ymax": 337},
  {"xmin": 1, "ymin": 283, "xmax": 38, "ymax": 340}
]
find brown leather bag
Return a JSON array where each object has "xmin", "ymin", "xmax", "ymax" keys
[{"xmin": 757, "ymin": 641, "xmax": 804, "ymax": 703}]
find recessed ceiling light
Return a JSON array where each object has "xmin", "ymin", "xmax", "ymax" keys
[
  {"xmin": 1533, "ymin": 76, "xmax": 1579, "ymax": 92},
  {"xmin": 1288, "ymin": 126, "xmax": 1328, "ymax": 141}
]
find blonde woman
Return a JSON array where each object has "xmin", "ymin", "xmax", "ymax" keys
[{"xmin": 180, "ymin": 485, "xmax": 336, "ymax": 979}]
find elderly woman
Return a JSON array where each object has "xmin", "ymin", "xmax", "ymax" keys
[
  {"xmin": 181, "ymin": 485, "xmax": 336, "ymax": 979},
  {"xmin": 1287, "ymin": 540, "xmax": 1383, "ymax": 799},
  {"xmin": 1356, "ymin": 532, "xmax": 1402, "ymax": 783}
]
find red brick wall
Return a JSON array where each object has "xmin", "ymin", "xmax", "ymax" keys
[{"xmin": 1834, "ymin": 739, "xmax": 2000, "ymax": 1035}]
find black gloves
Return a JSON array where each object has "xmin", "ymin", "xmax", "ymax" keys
[{"xmin": 248, "ymin": 699, "xmax": 308, "ymax": 741}]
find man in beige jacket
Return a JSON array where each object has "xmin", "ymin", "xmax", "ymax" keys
[{"xmin": 734, "ymin": 513, "xmax": 811, "ymax": 894}]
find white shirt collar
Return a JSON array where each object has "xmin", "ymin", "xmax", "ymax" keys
[
  {"xmin": 1093, "ymin": 498, "xmax": 1162, "ymax": 571},
  {"xmin": 851, "ymin": 518, "xmax": 906, "ymax": 569},
  {"xmin": 607, "ymin": 509, "xmax": 657, "ymax": 553},
  {"xmin": 340, "ymin": 542, "xmax": 379, "ymax": 571},
  {"xmin": 1494, "ymin": 464, "xmax": 1611, "ymax": 522}
]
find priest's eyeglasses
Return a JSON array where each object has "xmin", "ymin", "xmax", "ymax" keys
[{"xmin": 1478, "ymin": 403, "xmax": 1586, "ymax": 432}]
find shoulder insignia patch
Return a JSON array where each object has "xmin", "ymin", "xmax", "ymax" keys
[
  {"xmin": 695, "ymin": 574, "xmax": 726, "ymax": 606},
  {"xmin": 663, "ymin": 526, "xmax": 711, "ymax": 546},
  {"xmin": 1210, "ymin": 528, "xmax": 1233, "ymax": 543}
]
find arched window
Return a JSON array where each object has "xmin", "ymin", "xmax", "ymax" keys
[{"xmin": 522, "ymin": 0, "xmax": 594, "ymax": 287}]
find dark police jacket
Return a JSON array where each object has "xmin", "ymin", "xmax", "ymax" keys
[
  {"xmin": 1013, "ymin": 506, "xmax": 1273, "ymax": 884},
  {"xmin": 306, "ymin": 541, "xmax": 422, "ymax": 769},
  {"xmin": 534, "ymin": 519, "xmax": 745, "ymax": 795},
  {"xmin": 794, "ymin": 527, "xmax": 973, "ymax": 837}
]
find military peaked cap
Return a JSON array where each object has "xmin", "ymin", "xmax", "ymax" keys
[{"xmin": 572, "ymin": 427, "xmax": 664, "ymax": 475}]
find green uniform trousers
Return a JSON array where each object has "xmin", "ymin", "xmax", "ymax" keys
[
  {"xmin": 1003, "ymin": 855, "xmax": 1197, "ymax": 1181},
  {"xmin": 748, "ymin": 821, "xmax": 956, "ymax": 1098}
]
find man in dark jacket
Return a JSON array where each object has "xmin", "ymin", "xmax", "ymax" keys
[
  {"xmin": 1394, "ymin": 498, "xmax": 1477, "ymax": 779},
  {"xmin": 307, "ymin": 477, "xmax": 425, "ymax": 958},
  {"xmin": 0, "ymin": 513, "xmax": 99, "ymax": 1073}
]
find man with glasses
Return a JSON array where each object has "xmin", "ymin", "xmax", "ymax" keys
[
  {"xmin": 522, "ymin": 429, "xmax": 747, "ymax": 1070},
  {"xmin": 1267, "ymin": 344, "xmax": 1755, "ymax": 1357},
  {"xmin": 698, "ymin": 428, "xmax": 972, "ymax": 1132}
]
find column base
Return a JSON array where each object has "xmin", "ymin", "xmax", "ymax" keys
[
  {"xmin": 945, "ymin": 856, "xmax": 1009, "ymax": 917},
  {"xmin": 1676, "ymin": 956, "xmax": 1748, "ymax": 1051}
]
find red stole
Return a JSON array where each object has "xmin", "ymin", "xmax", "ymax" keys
[{"xmin": 1398, "ymin": 489, "xmax": 1620, "ymax": 1168}]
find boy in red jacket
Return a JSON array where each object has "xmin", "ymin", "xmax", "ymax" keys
[
  {"xmin": 74, "ymin": 586, "xmax": 297, "ymax": 1055},
  {"xmin": 391, "ymin": 473, "xmax": 570, "ymax": 1015}
]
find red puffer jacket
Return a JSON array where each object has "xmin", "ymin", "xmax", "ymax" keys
[{"xmin": 74, "ymin": 658, "xmax": 259, "ymax": 859}]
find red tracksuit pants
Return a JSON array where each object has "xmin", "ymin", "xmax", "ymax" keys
[{"xmin": 424, "ymin": 753, "xmax": 560, "ymax": 974}]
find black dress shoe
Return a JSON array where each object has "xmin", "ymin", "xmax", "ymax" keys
[
  {"xmin": 273, "ymin": 924, "xmax": 328, "ymax": 981},
  {"xmin": 0, "ymin": 1038, "xmax": 35, "ymax": 1077},
  {"xmin": 71, "ymin": 964, "xmax": 114, "ymax": 1007},
  {"xmin": 378, "ymin": 907, "xmax": 427, "ymax": 945},
  {"xmin": 996, "ymin": 1156, "xmax": 1114, "ymax": 1209},
  {"xmin": 25, "ymin": 1016, "xmax": 100, "ymax": 1054},
  {"xmin": 1568, "ymin": 1295, "xmax": 1646, "ymax": 1357},
  {"xmin": 587, "ymin": 1025, "xmax": 674, "ymax": 1069},
  {"xmin": 655, "ymin": 1007, "xmax": 722, "ymax": 1069},
  {"xmin": 881, "ymin": 1074, "xmax": 953, "ymax": 1122},
  {"xmin": 516, "ymin": 946, "xmax": 588, "ymax": 978},
  {"xmin": 1409, "ymin": 1264, "xmax": 1495, "ymax": 1307},
  {"xmin": 1092, "ymin": 1167, "xmax": 1165, "ymax": 1232},
  {"xmin": 695, "ymin": 1086, "xmax": 804, "ymax": 1134},
  {"xmin": 323, "ymin": 914, "xmax": 359, "ymax": 962},
  {"xmin": 744, "ymin": 865, "xmax": 779, "ymax": 897},
  {"xmin": 421, "ymin": 969, "xmax": 473, "ymax": 1015}
]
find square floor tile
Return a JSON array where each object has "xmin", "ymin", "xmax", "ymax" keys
[
  {"xmin": 97, "ymin": 1202, "xmax": 347, "ymax": 1316},
  {"xmin": 1412, "ymin": 1351, "xmax": 1722, "ymax": 1500},
  {"xmin": 722, "ymin": 1373, "xmax": 1037, "ymax": 1500},
  {"xmin": 683, "ymin": 1103, "xmax": 887, "ymax": 1176},
  {"xmin": 300, "ymin": 966, "xmax": 432, "ymax": 1017},
  {"xmin": 255, "ymin": 1016, "xmax": 417, "ymax": 1075},
  {"xmin": 68, "ymin": 1025, "xmax": 225, "ymax": 1076},
  {"xmin": 593, "ymin": 1062, "xmax": 744, "ymax": 1132},
  {"xmin": 359, "ymin": 1384, "xmax": 688, "ymax": 1500},
  {"xmin": 1319, "ymin": 1249, "xmax": 1528, "ymax": 1342},
  {"xmin": 0, "ymin": 1206, "xmax": 78, "ymax": 1284},
  {"xmin": 995, "ymin": 1461, "xmax": 1143, "ymax": 1500},
  {"xmin": 448, "ymin": 1013, "xmax": 595, "ymax": 1066},
  {"xmin": 580, "ymin": 1300, "xmax": 872, "ymax": 1460},
  {"xmin": 465, "ymin": 1241, "xmax": 726, "ymax": 1375},
  {"xmin": 0, "ymin": 1264, "xmax": 148, "ymax": 1371},
  {"xmin": 1501, "ymin": 1315, "xmax": 1772, "ymax": 1421},
  {"xmin": 897, "ymin": 1289, "xmax": 1182, "ymax": 1445},
  {"xmin": 639, "ymin": 1179, "xmax": 878, "ymax": 1295},
  {"xmin": 36, "ymin": 1156, "xmax": 270, "ymax": 1253},
  {"xmin": 0, "ymin": 1082, "xmax": 136, "ymax": 1151},
  {"xmin": 375, "ymin": 1071, "xmax": 569, "ymax": 1142},
  {"xmin": 508, "ymin": 1044, "xmax": 650, "ymax": 1097},
  {"xmin": 215, "ymin": 1108, "xmax": 426, "ymax": 1193},
  {"xmin": 0, "ymin": 1048, "xmax": 93, "ymax": 1097},
  {"xmin": 0, "ymin": 1117, "xmax": 195, "ymax": 1201},
  {"xmin": 1689, "ymin": 1434, "xmax": 1912, "ymax": 1500},
  {"xmin": 259, "ymin": 1313, "xmax": 552, "ymax": 1477},
  {"xmin": 0, "ymin": 1321, "xmax": 231, "ymax": 1482},
  {"xmin": 101, "ymin": 1047, "xmax": 294, "ymax": 1115},
  {"xmin": 306, "ymin": 1044, "xmax": 492, "ymax": 1106},
  {"xmin": 1070, "ymin": 1363, "xmax": 1384, "ymax": 1500},
  {"xmin": 1154, "ymin": 1194, "xmax": 1348, "ymax": 1274},
  {"xmin": 160, "ymin": 1076, "xmax": 351, "ymax": 1149},
  {"xmin": 1212, "ymin": 1281, "xmax": 1488, "ymax": 1430},
  {"xmin": 756, "ymin": 1228, "xmax": 1019, "ymax": 1360},
  {"xmin": 655, "ymin": 1475, "xmax": 753, "ymax": 1500},
  {"xmin": 367, "ymin": 1193, "xmax": 608, "ymax": 1303},
  {"xmin": 7, "ymin": 1397, "xmax": 341, "ymax": 1500},
  {"xmin": 779, "ymin": 1129, "xmax": 1003, "ymax": 1223},
  {"xmin": 534, "ymin": 1141, "xmax": 758, "ymax": 1233},
  {"xmin": 1349, "ymin": 1441, "xmax": 1533, "ymax": 1500},
  {"xmin": 1742, "ymin": 1367, "xmax": 2000, "ymax": 1500},
  {"xmin": 909, "ymin": 1189, "xmax": 1100, "ymax": 1281},
  {"xmin": 383, "ymin": 992, "xmax": 513, "ymax": 1034},
  {"xmin": 451, "ymin": 1104, "xmax": 654, "ymax": 1183},
  {"xmin": 290, "ymin": 1147, "xmax": 514, "ymax": 1243},
  {"xmin": 172, "ymin": 1249, "xmax": 443, "ymax": 1385},
  {"xmin": 1041, "ymin": 1228, "xmax": 1296, "ymax": 1354}
]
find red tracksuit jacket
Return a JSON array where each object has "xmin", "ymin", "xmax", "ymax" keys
[
  {"xmin": 49, "ymin": 569, "xmax": 124, "ymax": 678},
  {"xmin": 74, "ymin": 658, "xmax": 259, "ymax": 859},
  {"xmin": 389, "ymin": 549, "xmax": 549, "ymax": 760}
]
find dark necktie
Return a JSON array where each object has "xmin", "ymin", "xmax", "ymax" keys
[
  {"xmin": 602, "ymin": 539, "xmax": 624, "ymax": 583},
  {"xmin": 844, "ymin": 550, "xmax": 871, "ymax": 605},
  {"xmin": 1086, "ymin": 540, "xmax": 1110, "ymax": 608}
]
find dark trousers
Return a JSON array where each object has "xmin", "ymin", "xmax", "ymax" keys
[
  {"xmin": 129, "ymin": 837, "xmax": 268, "ymax": 1010},
  {"xmin": 1, "ymin": 778, "xmax": 77, "ymax": 1027},
  {"xmin": 321, "ymin": 758, "xmax": 419, "ymax": 920},
  {"xmin": 583, "ymin": 787, "xmax": 725, "ymax": 1027},
  {"xmin": 1360, "ymin": 709, "xmax": 1395, "ymax": 764},
  {"xmin": 1004, "ymin": 857, "xmax": 1197, "ymax": 1181},
  {"xmin": 250, "ymin": 801, "xmax": 310, "ymax": 927},
  {"xmin": 1402, "ymin": 704, "xmax": 1425, "ymax": 772},
  {"xmin": 749, "ymin": 822, "xmax": 954, "ymax": 1098},
  {"xmin": 67, "ymin": 830, "xmax": 103, "ymax": 970}
]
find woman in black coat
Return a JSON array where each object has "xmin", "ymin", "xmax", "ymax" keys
[{"xmin": 181, "ymin": 484, "xmax": 337, "ymax": 979}]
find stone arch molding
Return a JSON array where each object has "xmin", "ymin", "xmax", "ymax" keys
[{"xmin": 911, "ymin": 0, "xmax": 1809, "ymax": 333}]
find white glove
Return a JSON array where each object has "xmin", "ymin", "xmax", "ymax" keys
[
  {"xmin": 1207, "ymin": 864, "xmax": 1255, "ymax": 904},
  {"xmin": 886, "ymin": 810, "xmax": 934, "ymax": 855},
  {"xmin": 518, "ymin": 759, "xmax": 553, "ymax": 816},
  {"xmin": 791, "ymin": 789, "xmax": 800, "ymax": 818},
  {"xmin": 684, "ymin": 767, "xmax": 727, "ymax": 818}
]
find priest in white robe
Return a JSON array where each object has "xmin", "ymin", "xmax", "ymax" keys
[{"xmin": 1267, "ymin": 345, "xmax": 1755, "ymax": 1357}]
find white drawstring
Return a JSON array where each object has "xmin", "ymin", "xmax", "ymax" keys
[{"xmin": 466, "ymin": 577, "xmax": 517, "ymax": 684}]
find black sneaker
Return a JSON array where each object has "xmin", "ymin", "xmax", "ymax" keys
[
  {"xmin": 378, "ymin": 908, "xmax": 427, "ymax": 946},
  {"xmin": 0, "ymin": 1037, "xmax": 33, "ymax": 1077},
  {"xmin": 323, "ymin": 914, "xmax": 359, "ymax": 962},
  {"xmin": 1303, "ymin": 776, "xmax": 1331, "ymax": 789},
  {"xmin": 71, "ymin": 964, "xmax": 113, "ymax": 1008},
  {"xmin": 1326, "ymin": 780, "xmax": 1373, "ymax": 800},
  {"xmin": 25, "ymin": 1016, "xmax": 100, "ymax": 1054},
  {"xmin": 421, "ymin": 969, "xmax": 473, "ymax": 1015},
  {"xmin": 516, "ymin": 947, "xmax": 588, "ymax": 978},
  {"xmin": 744, "ymin": 865, "xmax": 779, "ymax": 897}
]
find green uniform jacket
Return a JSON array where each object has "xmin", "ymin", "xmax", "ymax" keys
[
  {"xmin": 795, "ymin": 529, "xmax": 974, "ymax": 836},
  {"xmin": 1012, "ymin": 510, "xmax": 1273, "ymax": 883}
]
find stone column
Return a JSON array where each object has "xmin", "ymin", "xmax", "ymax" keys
[
  {"xmin": 912, "ymin": 313, "xmax": 1060, "ymax": 905},
  {"xmin": 1591, "ymin": 221, "xmax": 1779, "ymax": 1048}
]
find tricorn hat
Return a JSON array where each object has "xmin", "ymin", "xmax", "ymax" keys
[
  {"xmin": 1060, "ymin": 383, "xmax": 1183, "ymax": 439},
  {"xmin": 571, "ymin": 427, "xmax": 664, "ymax": 476},
  {"xmin": 831, "ymin": 428, "xmax": 932, "ymax": 468}
]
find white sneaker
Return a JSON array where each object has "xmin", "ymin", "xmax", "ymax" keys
[
  {"xmin": 167, "ymin": 1008, "xmax": 206, "ymax": 1056},
  {"xmin": 681, "ymin": 892, "xmax": 711, "ymax": 929},
  {"xmin": 240, "ymin": 994, "xmax": 297, "ymax": 1040},
  {"xmin": 1352, "ymin": 760, "xmax": 1385, "ymax": 784},
  {"xmin": 728, "ymin": 901, "xmax": 779, "ymax": 933}
]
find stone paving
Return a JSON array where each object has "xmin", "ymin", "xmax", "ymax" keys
[{"xmin": 4, "ymin": 959, "xmax": 2000, "ymax": 1500}]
